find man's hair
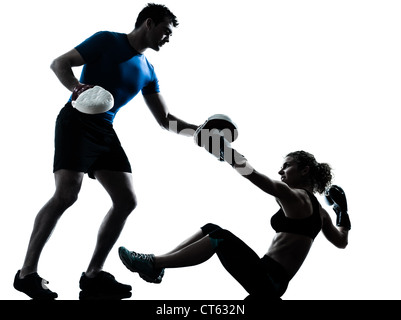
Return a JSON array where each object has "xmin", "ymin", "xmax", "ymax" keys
[{"xmin": 135, "ymin": 3, "xmax": 178, "ymax": 29}]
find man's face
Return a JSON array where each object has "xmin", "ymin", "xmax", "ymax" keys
[{"xmin": 147, "ymin": 18, "xmax": 173, "ymax": 51}]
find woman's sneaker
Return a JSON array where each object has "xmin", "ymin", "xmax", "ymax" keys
[
  {"xmin": 13, "ymin": 270, "xmax": 58, "ymax": 300},
  {"xmin": 118, "ymin": 246, "xmax": 164, "ymax": 283}
]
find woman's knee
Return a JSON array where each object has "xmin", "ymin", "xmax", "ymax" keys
[
  {"xmin": 210, "ymin": 228, "xmax": 235, "ymax": 242},
  {"xmin": 201, "ymin": 225, "xmax": 236, "ymax": 249},
  {"xmin": 201, "ymin": 223, "xmax": 222, "ymax": 235},
  {"xmin": 201, "ymin": 224, "xmax": 237, "ymax": 241}
]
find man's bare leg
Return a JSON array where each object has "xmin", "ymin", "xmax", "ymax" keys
[
  {"xmin": 79, "ymin": 170, "xmax": 135, "ymax": 299},
  {"xmin": 20, "ymin": 170, "xmax": 84, "ymax": 277},
  {"xmin": 84, "ymin": 170, "xmax": 137, "ymax": 277},
  {"xmin": 14, "ymin": 170, "xmax": 84, "ymax": 299}
]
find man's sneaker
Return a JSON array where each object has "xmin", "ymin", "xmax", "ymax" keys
[
  {"xmin": 79, "ymin": 271, "xmax": 132, "ymax": 300},
  {"xmin": 13, "ymin": 270, "xmax": 58, "ymax": 300},
  {"xmin": 118, "ymin": 246, "xmax": 165, "ymax": 283}
]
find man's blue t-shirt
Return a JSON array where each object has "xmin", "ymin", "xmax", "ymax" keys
[{"xmin": 73, "ymin": 31, "xmax": 160, "ymax": 123}]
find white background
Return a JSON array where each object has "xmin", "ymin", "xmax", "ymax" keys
[{"xmin": 1, "ymin": 0, "xmax": 400, "ymax": 300}]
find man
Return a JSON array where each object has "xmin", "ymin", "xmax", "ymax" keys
[{"xmin": 14, "ymin": 3, "xmax": 198, "ymax": 300}]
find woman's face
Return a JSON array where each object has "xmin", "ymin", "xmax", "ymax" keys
[{"xmin": 278, "ymin": 156, "xmax": 307, "ymax": 188}]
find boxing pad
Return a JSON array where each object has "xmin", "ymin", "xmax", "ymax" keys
[
  {"xmin": 72, "ymin": 84, "xmax": 114, "ymax": 114},
  {"xmin": 194, "ymin": 114, "xmax": 238, "ymax": 147},
  {"xmin": 325, "ymin": 185, "xmax": 351, "ymax": 230}
]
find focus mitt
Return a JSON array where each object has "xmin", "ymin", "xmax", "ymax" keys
[{"xmin": 194, "ymin": 114, "xmax": 238, "ymax": 147}]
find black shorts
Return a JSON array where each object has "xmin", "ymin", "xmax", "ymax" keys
[{"xmin": 53, "ymin": 103, "xmax": 132, "ymax": 179}]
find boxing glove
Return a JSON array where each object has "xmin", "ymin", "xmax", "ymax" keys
[
  {"xmin": 325, "ymin": 185, "xmax": 351, "ymax": 230},
  {"xmin": 201, "ymin": 130, "xmax": 252, "ymax": 175},
  {"xmin": 72, "ymin": 84, "xmax": 95, "ymax": 101},
  {"xmin": 71, "ymin": 84, "xmax": 114, "ymax": 114},
  {"xmin": 200, "ymin": 129, "xmax": 229, "ymax": 161}
]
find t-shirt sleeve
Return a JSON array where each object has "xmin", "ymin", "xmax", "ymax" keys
[
  {"xmin": 142, "ymin": 66, "xmax": 160, "ymax": 95},
  {"xmin": 75, "ymin": 31, "xmax": 113, "ymax": 64}
]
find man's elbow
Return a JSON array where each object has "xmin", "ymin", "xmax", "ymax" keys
[
  {"xmin": 50, "ymin": 57, "xmax": 62, "ymax": 73},
  {"xmin": 159, "ymin": 114, "xmax": 179, "ymax": 132},
  {"xmin": 50, "ymin": 58, "xmax": 57, "ymax": 72},
  {"xmin": 157, "ymin": 117, "xmax": 170, "ymax": 131}
]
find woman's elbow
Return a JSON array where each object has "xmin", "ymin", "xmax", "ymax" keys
[{"xmin": 337, "ymin": 237, "xmax": 348, "ymax": 249}]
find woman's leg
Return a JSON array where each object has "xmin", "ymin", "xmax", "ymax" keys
[
  {"xmin": 120, "ymin": 224, "xmax": 281, "ymax": 298},
  {"xmin": 163, "ymin": 229, "xmax": 205, "ymax": 255},
  {"xmin": 162, "ymin": 223, "xmax": 222, "ymax": 255},
  {"xmin": 154, "ymin": 235, "xmax": 215, "ymax": 269},
  {"xmin": 118, "ymin": 224, "xmax": 221, "ymax": 280}
]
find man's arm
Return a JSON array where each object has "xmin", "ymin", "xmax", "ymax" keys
[
  {"xmin": 50, "ymin": 48, "xmax": 86, "ymax": 92},
  {"xmin": 143, "ymin": 93, "xmax": 198, "ymax": 137}
]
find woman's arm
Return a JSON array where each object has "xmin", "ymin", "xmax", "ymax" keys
[
  {"xmin": 201, "ymin": 137, "xmax": 309, "ymax": 217},
  {"xmin": 229, "ymin": 148, "xmax": 300, "ymax": 205},
  {"xmin": 242, "ymin": 167, "xmax": 291, "ymax": 199},
  {"xmin": 320, "ymin": 206, "xmax": 349, "ymax": 248},
  {"xmin": 198, "ymin": 135, "xmax": 300, "ymax": 203}
]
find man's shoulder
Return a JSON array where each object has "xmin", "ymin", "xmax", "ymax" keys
[
  {"xmin": 93, "ymin": 31, "xmax": 125, "ymax": 40},
  {"xmin": 85, "ymin": 31, "xmax": 127, "ymax": 44}
]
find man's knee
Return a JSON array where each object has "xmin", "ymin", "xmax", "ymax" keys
[
  {"xmin": 53, "ymin": 187, "xmax": 80, "ymax": 209},
  {"xmin": 124, "ymin": 194, "xmax": 137, "ymax": 213},
  {"xmin": 53, "ymin": 170, "xmax": 83, "ymax": 209},
  {"xmin": 114, "ymin": 192, "xmax": 137, "ymax": 215}
]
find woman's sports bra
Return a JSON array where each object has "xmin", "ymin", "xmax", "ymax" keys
[{"xmin": 270, "ymin": 190, "xmax": 322, "ymax": 239}]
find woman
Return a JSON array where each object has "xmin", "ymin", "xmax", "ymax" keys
[{"xmin": 118, "ymin": 146, "xmax": 350, "ymax": 299}]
